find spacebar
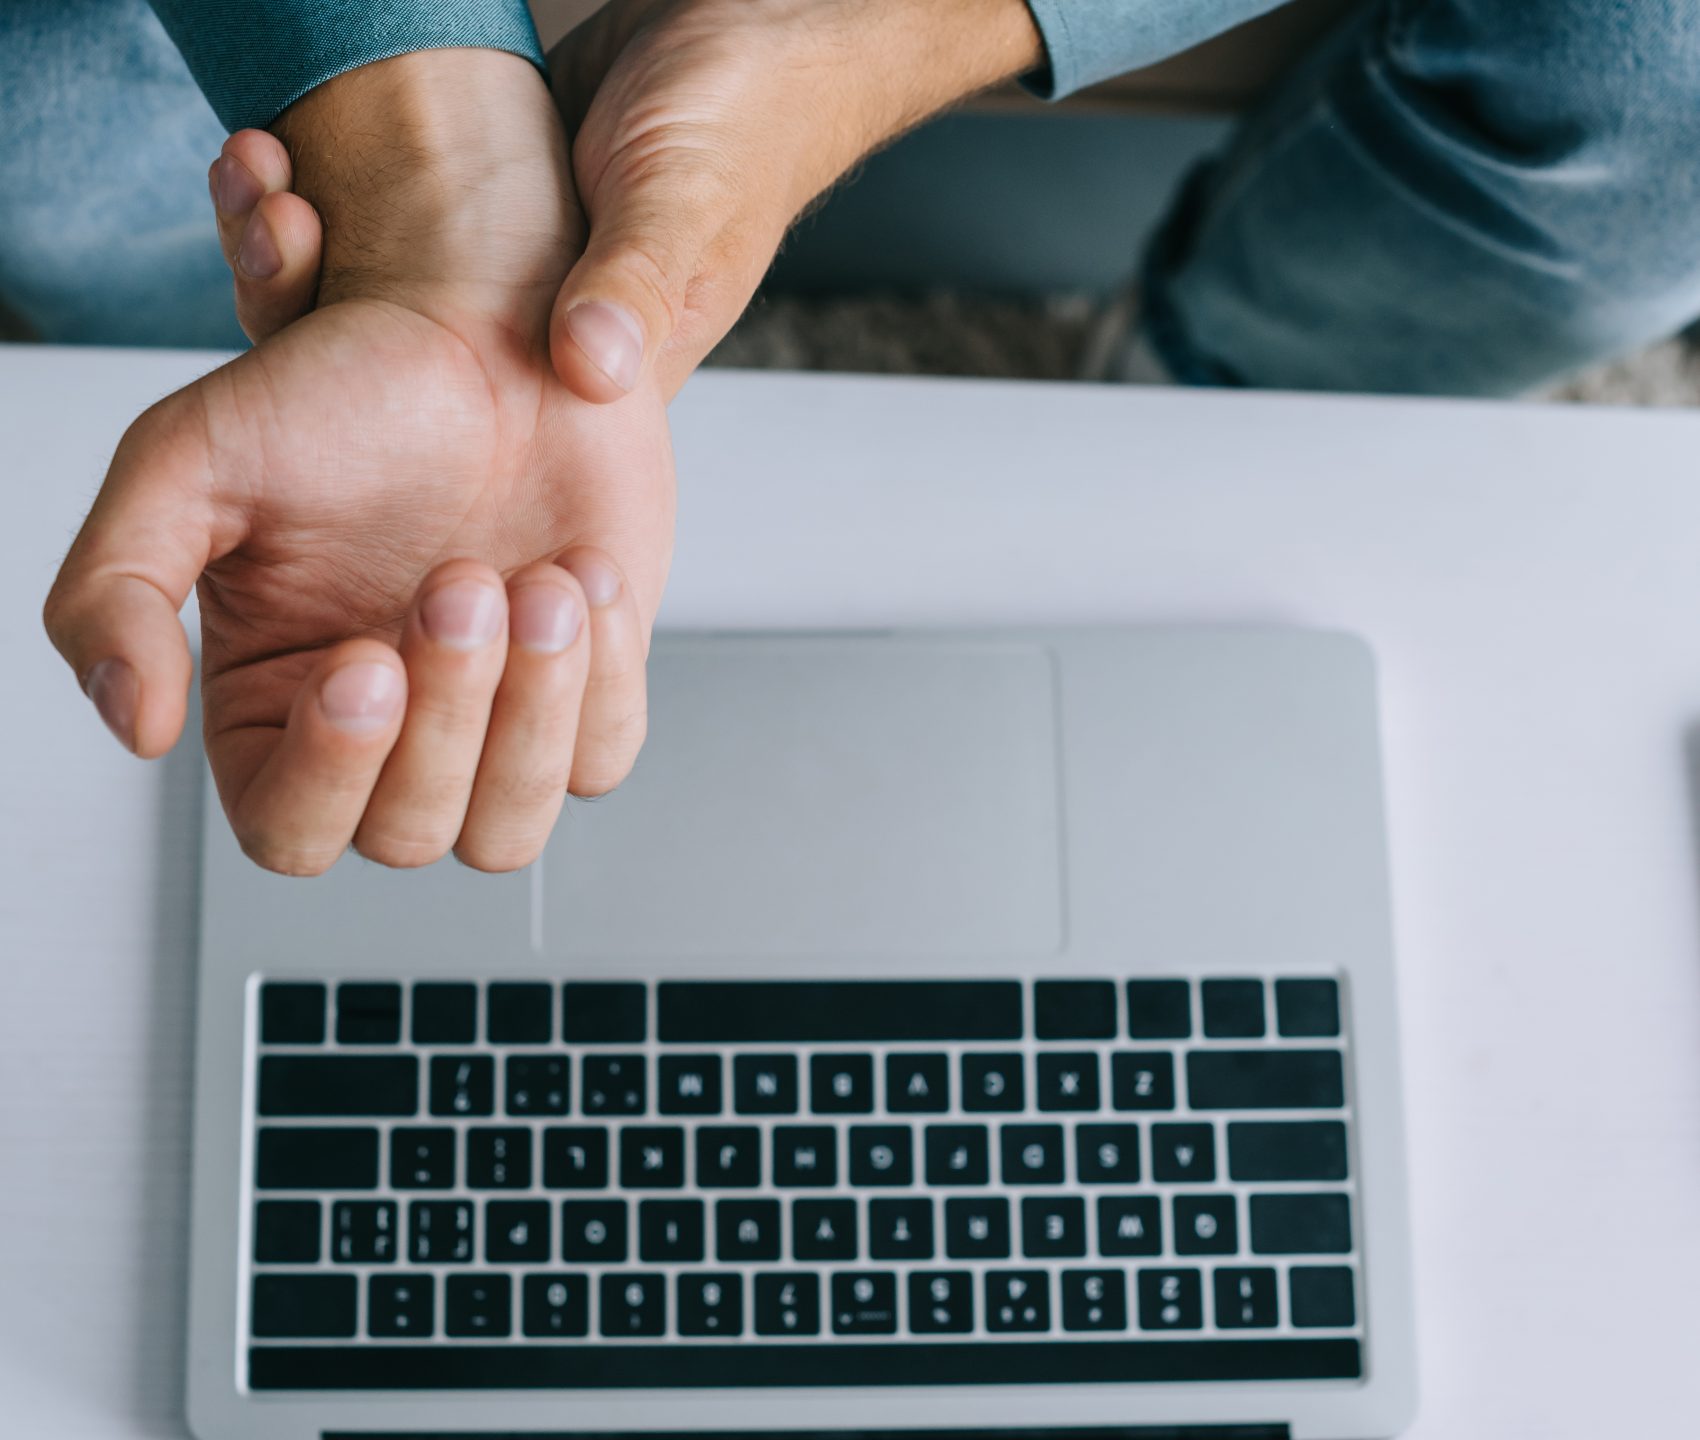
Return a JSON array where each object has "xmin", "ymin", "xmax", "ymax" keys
[
  {"xmin": 657, "ymin": 981, "xmax": 1024, "ymax": 1042},
  {"xmin": 251, "ymin": 1339, "xmax": 1361, "ymax": 1390}
]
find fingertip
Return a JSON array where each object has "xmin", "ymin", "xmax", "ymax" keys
[
  {"xmin": 222, "ymin": 129, "xmax": 293, "ymax": 192},
  {"xmin": 317, "ymin": 655, "xmax": 406, "ymax": 737},
  {"xmin": 557, "ymin": 546, "xmax": 624, "ymax": 608},
  {"xmin": 507, "ymin": 564, "xmax": 586, "ymax": 655},
  {"xmin": 551, "ymin": 294, "xmax": 641, "ymax": 404}
]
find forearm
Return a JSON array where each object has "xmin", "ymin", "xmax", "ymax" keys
[{"xmin": 269, "ymin": 48, "xmax": 580, "ymax": 311}]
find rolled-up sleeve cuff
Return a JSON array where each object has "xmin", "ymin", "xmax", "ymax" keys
[
  {"xmin": 1019, "ymin": 0, "xmax": 1286, "ymax": 101},
  {"xmin": 147, "ymin": 1, "xmax": 545, "ymax": 133}
]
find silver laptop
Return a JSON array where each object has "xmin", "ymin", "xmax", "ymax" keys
[{"xmin": 186, "ymin": 625, "xmax": 1417, "ymax": 1439}]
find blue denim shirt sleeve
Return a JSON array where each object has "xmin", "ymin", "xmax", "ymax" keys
[
  {"xmin": 145, "ymin": 0, "xmax": 544, "ymax": 132},
  {"xmin": 1021, "ymin": 0, "xmax": 1288, "ymax": 98}
]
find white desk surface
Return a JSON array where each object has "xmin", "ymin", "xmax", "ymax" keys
[{"xmin": 3, "ymin": 344, "xmax": 1698, "ymax": 1437}]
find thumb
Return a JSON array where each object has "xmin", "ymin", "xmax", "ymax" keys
[
  {"xmin": 43, "ymin": 396, "xmax": 225, "ymax": 758},
  {"xmin": 550, "ymin": 185, "xmax": 702, "ymax": 403}
]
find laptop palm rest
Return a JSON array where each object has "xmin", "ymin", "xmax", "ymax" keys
[{"xmin": 545, "ymin": 637, "xmax": 1065, "ymax": 961}]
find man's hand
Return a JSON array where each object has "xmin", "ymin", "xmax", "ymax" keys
[
  {"xmin": 208, "ymin": 0, "xmax": 1045, "ymax": 392},
  {"xmin": 45, "ymin": 49, "xmax": 676, "ymax": 876}
]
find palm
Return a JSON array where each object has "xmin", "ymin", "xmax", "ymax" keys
[{"xmin": 189, "ymin": 295, "xmax": 675, "ymax": 744}]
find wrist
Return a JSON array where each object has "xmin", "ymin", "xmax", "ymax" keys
[{"xmin": 271, "ymin": 48, "xmax": 580, "ymax": 308}]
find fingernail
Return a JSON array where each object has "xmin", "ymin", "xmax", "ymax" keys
[
  {"xmin": 509, "ymin": 584, "xmax": 582, "ymax": 654},
  {"xmin": 235, "ymin": 214, "xmax": 281, "ymax": 279},
  {"xmin": 319, "ymin": 662, "xmax": 404, "ymax": 734},
  {"xmin": 213, "ymin": 154, "xmax": 262, "ymax": 216},
  {"xmin": 420, "ymin": 579, "xmax": 504, "ymax": 649},
  {"xmin": 565, "ymin": 301, "xmax": 644, "ymax": 392},
  {"xmin": 84, "ymin": 658, "xmax": 138, "ymax": 751},
  {"xmin": 567, "ymin": 554, "xmax": 622, "ymax": 608}
]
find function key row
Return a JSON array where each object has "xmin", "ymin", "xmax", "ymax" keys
[
  {"xmin": 256, "ymin": 1191, "xmax": 1353, "ymax": 1268},
  {"xmin": 257, "ymin": 1049, "xmax": 1345, "ymax": 1121},
  {"xmin": 257, "ymin": 1122, "xmax": 1350, "ymax": 1193},
  {"xmin": 251, "ymin": 1264, "xmax": 1359, "ymax": 1341},
  {"xmin": 260, "ymin": 978, "xmax": 1343, "ymax": 1049}
]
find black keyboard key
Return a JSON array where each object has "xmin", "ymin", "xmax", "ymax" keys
[
  {"xmin": 1126, "ymin": 979, "xmax": 1191, "ymax": 1039},
  {"xmin": 924, "ymin": 1125, "xmax": 990, "ymax": 1186},
  {"xmin": 620, "ymin": 1126, "xmax": 685, "ymax": 1188},
  {"xmin": 252, "ymin": 1274, "xmax": 356, "ymax": 1338},
  {"xmin": 773, "ymin": 1126, "xmax": 837, "ymax": 1187},
  {"xmin": 466, "ymin": 1127, "xmax": 531, "ymax": 1189},
  {"xmin": 1151, "ymin": 1123, "xmax": 1216, "ymax": 1183},
  {"xmin": 1137, "ymin": 1269, "xmax": 1203, "ymax": 1330},
  {"xmin": 754, "ymin": 1273, "xmax": 820, "ymax": 1335},
  {"xmin": 563, "ymin": 982, "xmax": 646, "ymax": 1044},
  {"xmin": 410, "ymin": 982, "xmax": 475, "ymax": 1044},
  {"xmin": 678, "ymin": 1273, "xmax": 743, "ymax": 1336},
  {"xmin": 1036, "ymin": 1052, "xmax": 1100, "ymax": 1112},
  {"xmin": 869, "ymin": 1198, "xmax": 934, "ymax": 1260},
  {"xmin": 1214, "ymin": 1267, "xmax": 1279, "ymax": 1329},
  {"xmin": 486, "ymin": 1200, "xmax": 551, "ymax": 1262},
  {"xmin": 582, "ymin": 1055, "xmax": 646, "ymax": 1115},
  {"xmin": 1000, "ymin": 1124, "xmax": 1065, "ymax": 1185},
  {"xmin": 717, "ymin": 1199, "xmax": 782, "ymax": 1262},
  {"xmin": 658, "ymin": 1055, "xmax": 722, "ymax": 1115},
  {"xmin": 1110, "ymin": 1052, "xmax": 1176, "ymax": 1111},
  {"xmin": 909, "ymin": 1270, "xmax": 973, "ymax": 1333},
  {"xmin": 446, "ymin": 1274, "xmax": 511, "ymax": 1337},
  {"xmin": 697, "ymin": 1125, "xmax": 762, "ymax": 1187},
  {"xmin": 369, "ymin": 1274, "xmax": 434, "ymax": 1337},
  {"xmin": 961, "ymin": 1053, "xmax": 1024, "ymax": 1112},
  {"xmin": 1022, "ymin": 1196, "xmax": 1086, "ymax": 1258},
  {"xmin": 331, "ymin": 1200, "xmax": 397, "ymax": 1262},
  {"xmin": 849, "ymin": 1126, "xmax": 913, "ymax": 1186},
  {"xmin": 985, "ymin": 1270, "xmax": 1049, "ymax": 1332},
  {"xmin": 1201, "ymin": 979, "xmax": 1266, "ymax": 1039},
  {"xmin": 1174, "ymin": 1195, "xmax": 1238, "ymax": 1255},
  {"xmin": 336, "ymin": 982, "xmax": 401, "ymax": 1044},
  {"xmin": 886, "ymin": 1053, "xmax": 949, "ymax": 1112},
  {"xmin": 1061, "ymin": 1269, "xmax": 1128, "ymax": 1331},
  {"xmin": 831, "ymin": 1272, "xmax": 897, "ymax": 1334},
  {"xmin": 562, "ymin": 1200, "xmax": 628, "ymax": 1262},
  {"xmin": 390, "ymin": 1126, "xmax": 455, "ymax": 1189},
  {"xmin": 506, "ymin": 1056, "xmax": 569, "ymax": 1116},
  {"xmin": 487, "ymin": 981, "xmax": 551, "ymax": 1043},
  {"xmin": 261, "ymin": 982, "xmax": 325, "ymax": 1044},
  {"xmin": 793, "ymin": 1199, "xmax": 858, "ymax": 1260},
  {"xmin": 600, "ymin": 1273, "xmax": 665, "ymax": 1336},
  {"xmin": 408, "ymin": 1201, "xmax": 473, "ymax": 1262},
  {"xmin": 428, "ymin": 1054, "xmax": 494, "ymax": 1117},
  {"xmin": 1098, "ymin": 1196, "xmax": 1162, "ymax": 1256},
  {"xmin": 257, "ymin": 1127, "xmax": 378, "ymax": 1189},
  {"xmin": 659, "ymin": 981, "xmax": 1022, "ymax": 1043},
  {"xmin": 523, "ymin": 1275, "xmax": 589, "ymax": 1337},
  {"xmin": 1229, "ymin": 1120, "xmax": 1349, "ymax": 1181},
  {"xmin": 1290, "ymin": 1266, "xmax": 1357, "ymax": 1327},
  {"xmin": 250, "ymin": 1338, "xmax": 1366, "ymax": 1389},
  {"xmin": 254, "ymin": 1200, "xmax": 320, "ymax": 1262},
  {"xmin": 542, "ymin": 1126, "xmax": 609, "ymax": 1189},
  {"xmin": 733, "ymin": 1054, "xmax": 798, "ymax": 1114},
  {"xmin": 1275, "ymin": 978, "xmax": 1341, "ymax": 1038},
  {"xmin": 1034, "ymin": 980, "xmax": 1116, "ymax": 1040},
  {"xmin": 811, "ymin": 1054, "xmax": 874, "ymax": 1114},
  {"xmin": 944, "ymin": 1197, "xmax": 1010, "ymax": 1259},
  {"xmin": 1187, "ymin": 1051, "xmax": 1345, "ymax": 1110},
  {"xmin": 259, "ymin": 1056, "xmax": 417, "ymax": 1117},
  {"xmin": 1251, "ymin": 1194, "xmax": 1353, "ymax": 1254},
  {"xmin": 639, "ymin": 1199, "xmax": 705, "ymax": 1262},
  {"xmin": 1077, "ymin": 1123, "xmax": 1140, "ymax": 1183}
]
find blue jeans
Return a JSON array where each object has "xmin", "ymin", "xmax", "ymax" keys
[{"xmin": 4, "ymin": 0, "xmax": 1699, "ymax": 393}]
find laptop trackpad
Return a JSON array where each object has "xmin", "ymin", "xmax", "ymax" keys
[{"xmin": 546, "ymin": 638, "xmax": 1064, "ymax": 960}]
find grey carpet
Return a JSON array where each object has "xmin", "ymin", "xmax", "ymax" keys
[{"xmin": 707, "ymin": 291, "xmax": 1700, "ymax": 407}]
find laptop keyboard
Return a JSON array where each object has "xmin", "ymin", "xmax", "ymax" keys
[{"xmin": 245, "ymin": 977, "xmax": 1363, "ymax": 1391}]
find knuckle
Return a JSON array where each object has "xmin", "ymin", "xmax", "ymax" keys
[
  {"xmin": 234, "ymin": 827, "xmax": 339, "ymax": 878},
  {"xmin": 454, "ymin": 833, "xmax": 547, "ymax": 874},
  {"xmin": 351, "ymin": 829, "xmax": 454, "ymax": 871}
]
